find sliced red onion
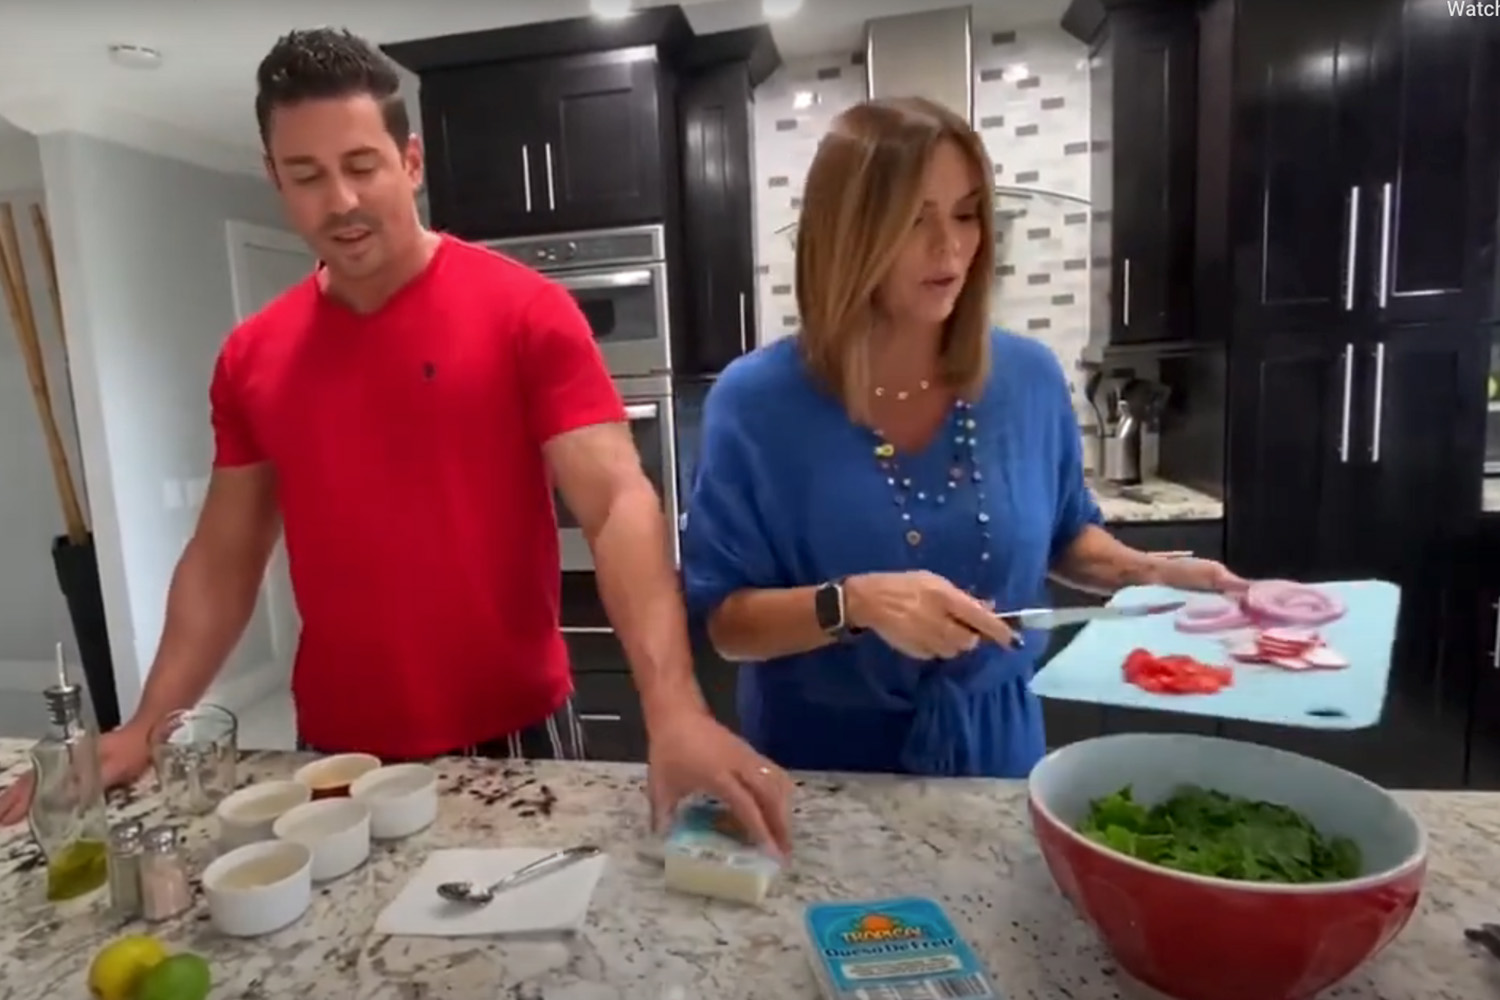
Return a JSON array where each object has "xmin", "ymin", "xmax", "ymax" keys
[
  {"xmin": 1301, "ymin": 646, "xmax": 1350, "ymax": 670},
  {"xmin": 1174, "ymin": 597, "xmax": 1251, "ymax": 633},
  {"xmin": 1242, "ymin": 580, "xmax": 1346, "ymax": 627},
  {"xmin": 1262, "ymin": 626, "xmax": 1320, "ymax": 645}
]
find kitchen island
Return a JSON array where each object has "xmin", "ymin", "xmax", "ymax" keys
[{"xmin": 0, "ymin": 742, "xmax": 1492, "ymax": 999}]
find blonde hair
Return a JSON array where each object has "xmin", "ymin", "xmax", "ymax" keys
[{"xmin": 795, "ymin": 96, "xmax": 995, "ymax": 419}]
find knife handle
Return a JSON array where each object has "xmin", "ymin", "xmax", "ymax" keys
[{"xmin": 966, "ymin": 617, "xmax": 1025, "ymax": 648}]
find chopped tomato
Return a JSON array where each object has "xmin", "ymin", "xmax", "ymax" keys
[{"xmin": 1121, "ymin": 647, "xmax": 1233, "ymax": 695}]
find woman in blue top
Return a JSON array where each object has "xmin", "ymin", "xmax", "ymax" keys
[{"xmin": 681, "ymin": 97, "xmax": 1245, "ymax": 779}]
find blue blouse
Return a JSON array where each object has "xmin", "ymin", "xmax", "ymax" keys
[{"xmin": 680, "ymin": 330, "xmax": 1102, "ymax": 778}]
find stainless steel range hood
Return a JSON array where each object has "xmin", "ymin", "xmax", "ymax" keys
[{"xmin": 864, "ymin": 6, "xmax": 975, "ymax": 125}]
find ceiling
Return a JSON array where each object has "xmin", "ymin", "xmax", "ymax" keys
[{"xmin": 0, "ymin": 0, "xmax": 1066, "ymax": 174}]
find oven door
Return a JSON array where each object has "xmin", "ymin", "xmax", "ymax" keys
[
  {"xmin": 556, "ymin": 396, "xmax": 678, "ymax": 571},
  {"xmin": 557, "ymin": 263, "xmax": 670, "ymax": 378}
]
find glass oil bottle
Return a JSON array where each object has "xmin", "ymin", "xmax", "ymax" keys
[{"xmin": 27, "ymin": 643, "xmax": 110, "ymax": 903}]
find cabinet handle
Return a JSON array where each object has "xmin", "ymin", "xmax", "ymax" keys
[
  {"xmin": 543, "ymin": 142, "xmax": 556, "ymax": 211},
  {"xmin": 560, "ymin": 625, "xmax": 613, "ymax": 635},
  {"xmin": 738, "ymin": 292, "xmax": 749, "ymax": 353},
  {"xmin": 521, "ymin": 145, "xmax": 533, "ymax": 213},
  {"xmin": 624, "ymin": 402, "xmax": 658, "ymax": 421},
  {"xmin": 1342, "ymin": 186, "xmax": 1360, "ymax": 311},
  {"xmin": 577, "ymin": 713, "xmax": 622, "ymax": 723},
  {"xmin": 1491, "ymin": 599, "xmax": 1500, "ymax": 669},
  {"xmin": 1376, "ymin": 181, "xmax": 1393, "ymax": 309},
  {"xmin": 1368, "ymin": 342, "xmax": 1386, "ymax": 463},
  {"xmin": 1121, "ymin": 257, "xmax": 1131, "ymax": 327},
  {"xmin": 1338, "ymin": 342, "xmax": 1355, "ymax": 463}
]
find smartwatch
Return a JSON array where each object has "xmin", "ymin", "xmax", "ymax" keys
[{"xmin": 815, "ymin": 578, "xmax": 863, "ymax": 639}]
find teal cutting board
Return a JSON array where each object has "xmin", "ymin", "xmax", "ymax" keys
[{"xmin": 1028, "ymin": 580, "xmax": 1401, "ymax": 730}]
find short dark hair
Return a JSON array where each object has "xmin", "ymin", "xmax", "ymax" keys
[{"xmin": 254, "ymin": 27, "xmax": 409, "ymax": 147}]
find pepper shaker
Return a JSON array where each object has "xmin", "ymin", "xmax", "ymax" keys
[
  {"xmin": 106, "ymin": 820, "xmax": 144, "ymax": 921},
  {"xmin": 139, "ymin": 825, "xmax": 193, "ymax": 922}
]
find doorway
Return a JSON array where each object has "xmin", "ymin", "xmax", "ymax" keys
[{"xmin": 208, "ymin": 220, "xmax": 314, "ymax": 723}]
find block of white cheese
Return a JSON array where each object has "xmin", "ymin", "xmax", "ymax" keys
[{"xmin": 662, "ymin": 796, "xmax": 781, "ymax": 905}]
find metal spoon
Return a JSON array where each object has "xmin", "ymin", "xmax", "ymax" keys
[{"xmin": 436, "ymin": 845, "xmax": 603, "ymax": 905}]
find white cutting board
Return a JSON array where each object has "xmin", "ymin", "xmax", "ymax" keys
[{"xmin": 376, "ymin": 848, "xmax": 608, "ymax": 937}]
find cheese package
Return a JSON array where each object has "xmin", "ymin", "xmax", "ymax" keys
[
  {"xmin": 803, "ymin": 896, "xmax": 999, "ymax": 1000},
  {"xmin": 661, "ymin": 796, "xmax": 781, "ymax": 905}
]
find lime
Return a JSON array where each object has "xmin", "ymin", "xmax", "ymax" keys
[
  {"xmin": 135, "ymin": 953, "xmax": 212, "ymax": 1000},
  {"xmin": 87, "ymin": 935, "xmax": 167, "ymax": 1000}
]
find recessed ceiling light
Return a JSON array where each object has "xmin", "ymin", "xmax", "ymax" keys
[
  {"xmin": 763, "ymin": 0, "xmax": 804, "ymax": 18},
  {"xmin": 590, "ymin": 0, "xmax": 633, "ymax": 19},
  {"xmin": 107, "ymin": 43, "xmax": 163, "ymax": 70}
]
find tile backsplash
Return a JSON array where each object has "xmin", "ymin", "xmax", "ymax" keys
[{"xmin": 750, "ymin": 20, "xmax": 1095, "ymax": 414}]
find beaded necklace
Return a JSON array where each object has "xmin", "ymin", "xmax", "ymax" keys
[{"xmin": 869, "ymin": 388, "xmax": 992, "ymax": 596}]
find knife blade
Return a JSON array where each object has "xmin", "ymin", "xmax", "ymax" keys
[{"xmin": 998, "ymin": 601, "xmax": 1186, "ymax": 631}]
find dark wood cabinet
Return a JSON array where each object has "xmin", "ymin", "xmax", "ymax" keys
[
  {"xmin": 677, "ymin": 62, "xmax": 757, "ymax": 375},
  {"xmin": 1198, "ymin": 0, "xmax": 1499, "ymax": 789},
  {"xmin": 571, "ymin": 671, "xmax": 647, "ymax": 763},
  {"xmin": 1067, "ymin": 0, "xmax": 1199, "ymax": 345},
  {"xmin": 1214, "ymin": 0, "xmax": 1499, "ymax": 339},
  {"xmin": 420, "ymin": 49, "xmax": 669, "ymax": 239},
  {"xmin": 1223, "ymin": 335, "xmax": 1369, "ymax": 582},
  {"xmin": 559, "ymin": 571, "xmax": 737, "ymax": 762},
  {"xmin": 1216, "ymin": 0, "xmax": 1495, "ymax": 586},
  {"xmin": 672, "ymin": 29, "xmax": 778, "ymax": 376},
  {"xmin": 1459, "ymin": 531, "xmax": 1500, "ymax": 788},
  {"xmin": 1362, "ymin": 2, "xmax": 1500, "ymax": 328}
]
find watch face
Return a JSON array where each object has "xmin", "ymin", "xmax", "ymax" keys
[{"xmin": 815, "ymin": 583, "xmax": 841, "ymax": 632}]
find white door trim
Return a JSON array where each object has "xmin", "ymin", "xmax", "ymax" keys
[
  {"xmin": 225, "ymin": 220, "xmax": 311, "ymax": 321},
  {"xmin": 216, "ymin": 220, "xmax": 311, "ymax": 713}
]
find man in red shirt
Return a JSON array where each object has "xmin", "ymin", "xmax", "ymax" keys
[{"xmin": 0, "ymin": 28, "xmax": 791, "ymax": 852}]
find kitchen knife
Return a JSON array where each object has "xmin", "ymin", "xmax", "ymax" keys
[{"xmin": 998, "ymin": 601, "xmax": 1186, "ymax": 631}]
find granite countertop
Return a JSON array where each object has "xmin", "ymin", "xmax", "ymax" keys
[
  {"xmin": 1090, "ymin": 478, "xmax": 1224, "ymax": 524},
  {"xmin": 2, "ymin": 742, "xmax": 1496, "ymax": 998}
]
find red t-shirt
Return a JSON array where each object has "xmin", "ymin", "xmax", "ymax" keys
[{"xmin": 209, "ymin": 235, "xmax": 625, "ymax": 756}]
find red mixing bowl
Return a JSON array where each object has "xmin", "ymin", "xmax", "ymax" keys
[{"xmin": 1029, "ymin": 732, "xmax": 1426, "ymax": 1000}]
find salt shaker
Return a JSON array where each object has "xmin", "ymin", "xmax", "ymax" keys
[
  {"xmin": 106, "ymin": 820, "xmax": 144, "ymax": 920},
  {"xmin": 139, "ymin": 825, "xmax": 193, "ymax": 922}
]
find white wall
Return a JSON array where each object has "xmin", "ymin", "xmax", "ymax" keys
[
  {"xmin": 0, "ymin": 129, "xmax": 87, "ymax": 693},
  {"xmin": 39, "ymin": 132, "xmax": 285, "ymax": 718},
  {"xmin": 749, "ymin": 15, "xmax": 1095, "ymax": 415}
]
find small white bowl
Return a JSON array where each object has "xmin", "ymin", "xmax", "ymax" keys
[
  {"xmin": 351, "ymin": 763, "xmax": 439, "ymax": 840},
  {"xmin": 272, "ymin": 798, "xmax": 371, "ymax": 882},
  {"xmin": 293, "ymin": 753, "xmax": 381, "ymax": 799},
  {"xmin": 202, "ymin": 840, "xmax": 313, "ymax": 937},
  {"xmin": 216, "ymin": 780, "xmax": 312, "ymax": 852}
]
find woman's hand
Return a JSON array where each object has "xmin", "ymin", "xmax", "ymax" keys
[
  {"xmin": 843, "ymin": 571, "xmax": 1018, "ymax": 659},
  {"xmin": 1154, "ymin": 556, "xmax": 1248, "ymax": 595}
]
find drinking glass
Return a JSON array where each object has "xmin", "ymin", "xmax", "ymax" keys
[{"xmin": 149, "ymin": 704, "xmax": 238, "ymax": 817}]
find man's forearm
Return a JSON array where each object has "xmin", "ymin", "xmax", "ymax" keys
[
  {"xmin": 130, "ymin": 540, "xmax": 263, "ymax": 731},
  {"xmin": 1050, "ymin": 524, "xmax": 1165, "ymax": 594},
  {"xmin": 587, "ymin": 482, "xmax": 707, "ymax": 727}
]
